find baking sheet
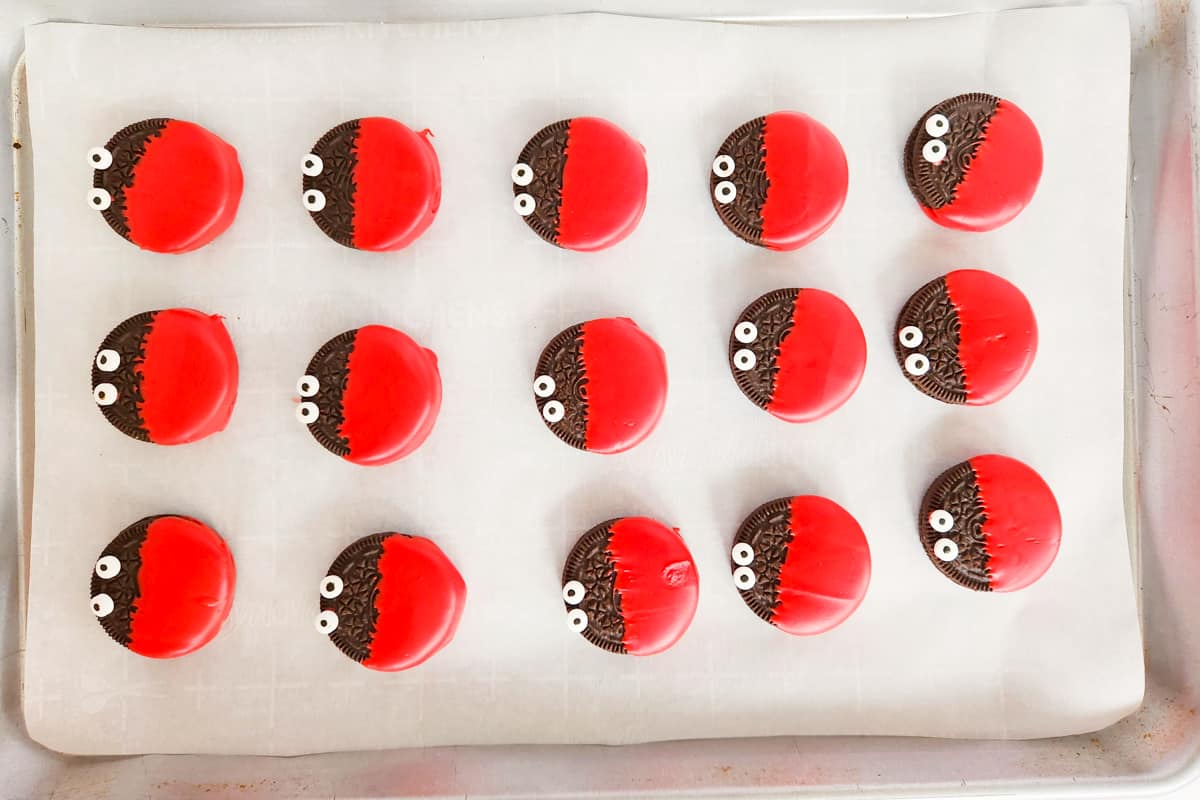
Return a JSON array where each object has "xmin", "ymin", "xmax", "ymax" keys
[{"xmin": 20, "ymin": 9, "xmax": 1143, "ymax": 756}]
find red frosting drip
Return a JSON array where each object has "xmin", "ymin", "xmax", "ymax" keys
[
  {"xmin": 771, "ymin": 496, "xmax": 871, "ymax": 636},
  {"xmin": 123, "ymin": 120, "xmax": 243, "ymax": 254},
  {"xmin": 945, "ymin": 269, "xmax": 1037, "ymax": 405},
  {"xmin": 971, "ymin": 454, "xmax": 1061, "ymax": 592},
  {"xmin": 350, "ymin": 117, "xmax": 441, "ymax": 252},
  {"xmin": 607, "ymin": 517, "xmax": 698, "ymax": 656},
  {"xmin": 767, "ymin": 289, "xmax": 866, "ymax": 423},
  {"xmin": 580, "ymin": 318, "xmax": 668, "ymax": 454},
  {"xmin": 137, "ymin": 309, "xmax": 238, "ymax": 445},
  {"xmin": 922, "ymin": 100, "xmax": 1042, "ymax": 232},
  {"xmin": 760, "ymin": 111, "xmax": 849, "ymax": 250},
  {"xmin": 364, "ymin": 535, "xmax": 466, "ymax": 672},
  {"xmin": 556, "ymin": 117, "xmax": 648, "ymax": 252},
  {"xmin": 339, "ymin": 325, "xmax": 441, "ymax": 466},
  {"xmin": 127, "ymin": 516, "xmax": 236, "ymax": 659}
]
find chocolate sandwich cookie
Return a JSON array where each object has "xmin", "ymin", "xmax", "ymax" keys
[
  {"xmin": 91, "ymin": 309, "xmax": 239, "ymax": 445},
  {"xmin": 561, "ymin": 517, "xmax": 698, "ymax": 655},
  {"xmin": 295, "ymin": 325, "xmax": 441, "ymax": 466},
  {"xmin": 710, "ymin": 111, "xmax": 848, "ymax": 250},
  {"xmin": 316, "ymin": 533, "xmax": 466, "ymax": 671},
  {"xmin": 87, "ymin": 118, "xmax": 243, "ymax": 253},
  {"xmin": 511, "ymin": 117, "xmax": 647, "ymax": 251},
  {"xmin": 919, "ymin": 454, "xmax": 1061, "ymax": 592},
  {"xmin": 894, "ymin": 269, "xmax": 1036, "ymax": 405},
  {"xmin": 731, "ymin": 496, "xmax": 870, "ymax": 636},
  {"xmin": 90, "ymin": 515, "xmax": 236, "ymax": 659},
  {"xmin": 903, "ymin": 93, "xmax": 1042, "ymax": 232},
  {"xmin": 302, "ymin": 117, "xmax": 441, "ymax": 251},
  {"xmin": 728, "ymin": 288, "xmax": 866, "ymax": 423},
  {"xmin": 533, "ymin": 317, "xmax": 667, "ymax": 454}
]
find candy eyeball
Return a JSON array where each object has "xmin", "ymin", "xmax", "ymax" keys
[
  {"xmin": 542, "ymin": 400, "xmax": 564, "ymax": 423},
  {"xmin": 296, "ymin": 375, "xmax": 320, "ymax": 398},
  {"xmin": 296, "ymin": 401, "xmax": 319, "ymax": 424},
  {"xmin": 303, "ymin": 189, "xmax": 326, "ymax": 212},
  {"xmin": 95, "ymin": 349, "xmax": 120, "ymax": 372},
  {"xmin": 733, "ymin": 348, "xmax": 756, "ymax": 371},
  {"xmin": 533, "ymin": 375, "xmax": 556, "ymax": 399},
  {"xmin": 91, "ymin": 593, "xmax": 114, "ymax": 618},
  {"xmin": 924, "ymin": 113, "xmax": 950, "ymax": 137},
  {"xmin": 87, "ymin": 147, "xmax": 113, "ymax": 170},
  {"xmin": 319, "ymin": 575, "xmax": 344, "ymax": 599},
  {"xmin": 514, "ymin": 193, "xmax": 536, "ymax": 217},
  {"xmin": 731, "ymin": 542, "xmax": 754, "ymax": 566},
  {"xmin": 562, "ymin": 580, "xmax": 585, "ymax": 605},
  {"xmin": 315, "ymin": 609, "xmax": 339, "ymax": 635},
  {"xmin": 94, "ymin": 555, "xmax": 121, "ymax": 579},
  {"xmin": 301, "ymin": 153, "xmax": 324, "ymax": 177},
  {"xmin": 934, "ymin": 537, "xmax": 959, "ymax": 562},
  {"xmin": 567, "ymin": 607, "xmax": 588, "ymax": 632},
  {"xmin": 714, "ymin": 180, "xmax": 737, "ymax": 205},
  {"xmin": 898, "ymin": 326, "xmax": 923, "ymax": 349},
  {"xmin": 734, "ymin": 322, "xmax": 758, "ymax": 344},
  {"xmin": 733, "ymin": 565, "xmax": 756, "ymax": 590},
  {"xmin": 511, "ymin": 163, "xmax": 534, "ymax": 187},
  {"xmin": 88, "ymin": 188, "xmax": 112, "ymax": 211},
  {"xmin": 712, "ymin": 154, "xmax": 735, "ymax": 178},
  {"xmin": 922, "ymin": 139, "xmax": 947, "ymax": 165},
  {"xmin": 905, "ymin": 353, "xmax": 930, "ymax": 377},
  {"xmin": 929, "ymin": 509, "xmax": 955, "ymax": 533},
  {"xmin": 93, "ymin": 383, "xmax": 118, "ymax": 406}
]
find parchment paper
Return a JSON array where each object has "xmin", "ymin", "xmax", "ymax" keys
[{"xmin": 20, "ymin": 9, "xmax": 1143, "ymax": 755}]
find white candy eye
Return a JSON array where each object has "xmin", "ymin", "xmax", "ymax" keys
[
  {"xmin": 714, "ymin": 180, "xmax": 736, "ymax": 204},
  {"xmin": 924, "ymin": 113, "xmax": 950, "ymax": 137},
  {"xmin": 533, "ymin": 374, "xmax": 556, "ymax": 398},
  {"xmin": 514, "ymin": 193, "xmax": 536, "ymax": 216},
  {"xmin": 91, "ymin": 593, "xmax": 114, "ymax": 618},
  {"xmin": 296, "ymin": 401, "xmax": 319, "ymax": 424},
  {"xmin": 922, "ymin": 139, "xmax": 947, "ymax": 164},
  {"xmin": 88, "ymin": 188, "xmax": 112, "ymax": 211},
  {"xmin": 296, "ymin": 375, "xmax": 319, "ymax": 398},
  {"xmin": 562, "ymin": 580, "xmax": 585, "ymax": 605},
  {"xmin": 567, "ymin": 608, "xmax": 588, "ymax": 632},
  {"xmin": 731, "ymin": 542, "xmax": 754, "ymax": 566},
  {"xmin": 733, "ymin": 566, "xmax": 756, "ymax": 590},
  {"xmin": 319, "ymin": 575, "xmax": 344, "ymax": 599},
  {"xmin": 303, "ymin": 189, "xmax": 326, "ymax": 212},
  {"xmin": 93, "ymin": 383, "xmax": 117, "ymax": 406},
  {"xmin": 315, "ymin": 609, "xmax": 339, "ymax": 635},
  {"xmin": 542, "ymin": 400, "xmax": 564, "ymax": 423},
  {"xmin": 734, "ymin": 322, "xmax": 758, "ymax": 344},
  {"xmin": 898, "ymin": 326, "xmax": 923, "ymax": 349},
  {"xmin": 95, "ymin": 349, "xmax": 120, "ymax": 372},
  {"xmin": 929, "ymin": 509, "xmax": 955, "ymax": 533},
  {"xmin": 511, "ymin": 163, "xmax": 534, "ymax": 186},
  {"xmin": 94, "ymin": 555, "xmax": 121, "ymax": 579},
  {"xmin": 934, "ymin": 537, "xmax": 959, "ymax": 562},
  {"xmin": 301, "ymin": 153, "xmax": 323, "ymax": 177},
  {"xmin": 905, "ymin": 353, "xmax": 930, "ymax": 376},
  {"xmin": 712, "ymin": 154, "xmax": 735, "ymax": 178},
  {"xmin": 87, "ymin": 147, "xmax": 113, "ymax": 170},
  {"xmin": 733, "ymin": 348, "xmax": 756, "ymax": 371}
]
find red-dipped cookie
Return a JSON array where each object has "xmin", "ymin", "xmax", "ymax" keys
[
  {"xmin": 91, "ymin": 309, "xmax": 239, "ymax": 445},
  {"xmin": 316, "ymin": 533, "xmax": 466, "ymax": 672},
  {"xmin": 87, "ymin": 118, "xmax": 243, "ymax": 253},
  {"xmin": 729, "ymin": 289, "xmax": 866, "ymax": 423},
  {"xmin": 919, "ymin": 454, "xmax": 1061, "ymax": 592},
  {"xmin": 731, "ymin": 496, "xmax": 870, "ymax": 636},
  {"xmin": 561, "ymin": 517, "xmax": 698, "ymax": 655},
  {"xmin": 903, "ymin": 93, "xmax": 1042, "ymax": 232},
  {"xmin": 710, "ymin": 111, "xmax": 848, "ymax": 250},
  {"xmin": 894, "ymin": 270, "xmax": 1036, "ymax": 405},
  {"xmin": 302, "ymin": 118, "xmax": 441, "ymax": 251},
  {"xmin": 533, "ymin": 318, "xmax": 667, "ymax": 454},
  {"xmin": 90, "ymin": 515, "xmax": 236, "ymax": 659},
  {"xmin": 511, "ymin": 117, "xmax": 647, "ymax": 251},
  {"xmin": 295, "ymin": 325, "xmax": 441, "ymax": 466}
]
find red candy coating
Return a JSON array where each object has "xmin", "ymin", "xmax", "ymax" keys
[
  {"xmin": 340, "ymin": 325, "xmax": 442, "ymax": 466},
  {"xmin": 128, "ymin": 516, "xmax": 236, "ymax": 659},
  {"xmin": 607, "ymin": 517, "xmax": 699, "ymax": 656},
  {"xmin": 921, "ymin": 101, "xmax": 1042, "ymax": 232},
  {"xmin": 557, "ymin": 118, "xmax": 648, "ymax": 251},
  {"xmin": 351, "ymin": 118, "xmax": 441, "ymax": 251},
  {"xmin": 768, "ymin": 289, "xmax": 866, "ymax": 422},
  {"xmin": 363, "ymin": 535, "xmax": 466, "ymax": 671},
  {"xmin": 580, "ymin": 318, "xmax": 667, "ymax": 453},
  {"xmin": 761, "ymin": 111, "xmax": 849, "ymax": 250},
  {"xmin": 771, "ymin": 497, "xmax": 871, "ymax": 636},
  {"xmin": 944, "ymin": 270, "xmax": 1037, "ymax": 405},
  {"xmin": 138, "ymin": 309, "xmax": 239, "ymax": 445},
  {"xmin": 971, "ymin": 455, "xmax": 1061, "ymax": 592},
  {"xmin": 122, "ymin": 120, "xmax": 243, "ymax": 253}
]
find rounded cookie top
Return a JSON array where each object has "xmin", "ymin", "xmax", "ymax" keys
[
  {"xmin": 90, "ymin": 514, "xmax": 236, "ymax": 659},
  {"xmin": 918, "ymin": 454, "xmax": 1061, "ymax": 592},
  {"xmin": 511, "ymin": 117, "xmax": 647, "ymax": 251},
  {"xmin": 88, "ymin": 118, "xmax": 243, "ymax": 253},
  {"xmin": 903, "ymin": 93, "xmax": 1042, "ymax": 232},
  {"xmin": 561, "ymin": 517, "xmax": 698, "ymax": 656},
  {"xmin": 709, "ymin": 111, "xmax": 848, "ymax": 250}
]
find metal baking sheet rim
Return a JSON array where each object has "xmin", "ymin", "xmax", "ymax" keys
[{"xmin": 4, "ymin": 15, "xmax": 1195, "ymax": 797}]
